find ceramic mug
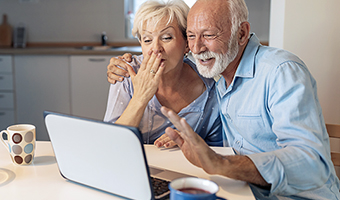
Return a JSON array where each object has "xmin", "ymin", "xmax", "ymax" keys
[
  {"xmin": 169, "ymin": 177, "xmax": 226, "ymax": 200},
  {"xmin": 1, "ymin": 124, "xmax": 36, "ymax": 165}
]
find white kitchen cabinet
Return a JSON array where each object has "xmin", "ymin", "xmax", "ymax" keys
[
  {"xmin": 0, "ymin": 55, "xmax": 15, "ymax": 131},
  {"xmin": 14, "ymin": 55, "xmax": 71, "ymax": 141},
  {"xmin": 70, "ymin": 55, "xmax": 113, "ymax": 121}
]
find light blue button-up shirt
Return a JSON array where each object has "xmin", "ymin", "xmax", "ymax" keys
[
  {"xmin": 104, "ymin": 55, "xmax": 222, "ymax": 146},
  {"xmin": 216, "ymin": 34, "xmax": 340, "ymax": 199}
]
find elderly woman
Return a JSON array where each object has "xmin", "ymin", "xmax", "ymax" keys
[{"xmin": 104, "ymin": 0, "xmax": 222, "ymax": 147}]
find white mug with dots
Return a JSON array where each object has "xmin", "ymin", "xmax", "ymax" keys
[{"xmin": 1, "ymin": 124, "xmax": 36, "ymax": 165}]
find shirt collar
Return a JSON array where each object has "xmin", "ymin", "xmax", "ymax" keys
[
  {"xmin": 235, "ymin": 33, "xmax": 260, "ymax": 79},
  {"xmin": 216, "ymin": 33, "xmax": 261, "ymax": 95}
]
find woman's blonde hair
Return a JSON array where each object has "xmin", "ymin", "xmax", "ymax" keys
[{"xmin": 131, "ymin": 0, "xmax": 190, "ymax": 41}]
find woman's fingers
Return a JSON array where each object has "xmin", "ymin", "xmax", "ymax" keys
[
  {"xmin": 141, "ymin": 50, "xmax": 162, "ymax": 75},
  {"xmin": 153, "ymin": 62, "xmax": 165, "ymax": 82},
  {"xmin": 164, "ymin": 140, "xmax": 177, "ymax": 148},
  {"xmin": 140, "ymin": 50, "xmax": 153, "ymax": 71},
  {"xmin": 147, "ymin": 52, "xmax": 161, "ymax": 72},
  {"xmin": 154, "ymin": 133, "xmax": 171, "ymax": 147},
  {"xmin": 154, "ymin": 132, "xmax": 178, "ymax": 148}
]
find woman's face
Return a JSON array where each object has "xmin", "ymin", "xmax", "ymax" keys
[{"xmin": 140, "ymin": 17, "xmax": 188, "ymax": 73}]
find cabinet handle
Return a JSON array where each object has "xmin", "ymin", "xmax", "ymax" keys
[
  {"xmin": 88, "ymin": 58, "xmax": 106, "ymax": 62},
  {"xmin": 0, "ymin": 58, "xmax": 2, "ymax": 61},
  {"xmin": 0, "ymin": 112, "xmax": 5, "ymax": 116},
  {"xmin": 0, "ymin": 94, "xmax": 4, "ymax": 98},
  {"xmin": 0, "ymin": 76, "xmax": 3, "ymax": 80}
]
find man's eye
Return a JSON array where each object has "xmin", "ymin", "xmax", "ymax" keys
[
  {"xmin": 204, "ymin": 34, "xmax": 216, "ymax": 39},
  {"xmin": 143, "ymin": 39, "xmax": 151, "ymax": 43},
  {"xmin": 187, "ymin": 35, "xmax": 195, "ymax": 40}
]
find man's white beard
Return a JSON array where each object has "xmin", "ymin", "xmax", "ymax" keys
[{"xmin": 193, "ymin": 34, "xmax": 239, "ymax": 78}]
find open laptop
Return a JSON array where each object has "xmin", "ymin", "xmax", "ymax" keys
[{"xmin": 44, "ymin": 111, "xmax": 191, "ymax": 200}]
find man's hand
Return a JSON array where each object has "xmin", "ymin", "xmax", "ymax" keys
[
  {"xmin": 160, "ymin": 106, "xmax": 222, "ymax": 174},
  {"xmin": 107, "ymin": 53, "xmax": 133, "ymax": 84},
  {"xmin": 160, "ymin": 106, "xmax": 270, "ymax": 186}
]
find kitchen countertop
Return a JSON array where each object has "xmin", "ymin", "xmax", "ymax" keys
[{"xmin": 0, "ymin": 46, "xmax": 142, "ymax": 55}]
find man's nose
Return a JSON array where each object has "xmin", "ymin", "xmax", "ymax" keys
[{"xmin": 189, "ymin": 37, "xmax": 206, "ymax": 54}]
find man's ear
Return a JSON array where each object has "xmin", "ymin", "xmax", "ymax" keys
[
  {"xmin": 238, "ymin": 21, "xmax": 250, "ymax": 46},
  {"xmin": 185, "ymin": 41, "xmax": 190, "ymax": 54}
]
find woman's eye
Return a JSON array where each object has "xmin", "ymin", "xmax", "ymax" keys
[
  {"xmin": 162, "ymin": 36, "xmax": 172, "ymax": 41},
  {"xmin": 143, "ymin": 39, "xmax": 152, "ymax": 43}
]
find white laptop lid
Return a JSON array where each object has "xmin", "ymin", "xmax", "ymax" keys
[{"xmin": 44, "ymin": 111, "xmax": 154, "ymax": 200}]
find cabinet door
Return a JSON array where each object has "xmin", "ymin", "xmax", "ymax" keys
[
  {"xmin": 0, "ymin": 55, "xmax": 15, "ymax": 131},
  {"xmin": 0, "ymin": 110, "xmax": 15, "ymax": 131},
  {"xmin": 0, "ymin": 55, "xmax": 12, "ymax": 73},
  {"xmin": 0, "ymin": 92, "xmax": 14, "ymax": 108},
  {"xmin": 14, "ymin": 55, "xmax": 71, "ymax": 141},
  {"xmin": 0, "ymin": 74, "xmax": 14, "ymax": 90},
  {"xmin": 70, "ymin": 55, "xmax": 113, "ymax": 121}
]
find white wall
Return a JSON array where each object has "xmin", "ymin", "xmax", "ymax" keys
[
  {"xmin": 245, "ymin": 0, "xmax": 270, "ymax": 43},
  {"xmin": 270, "ymin": 0, "xmax": 340, "ymax": 125},
  {"xmin": 270, "ymin": 0, "xmax": 340, "ymax": 176},
  {"xmin": 0, "ymin": 0, "xmax": 270, "ymax": 44},
  {"xmin": 0, "ymin": 0, "xmax": 134, "ymax": 43}
]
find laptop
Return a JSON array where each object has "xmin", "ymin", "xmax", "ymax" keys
[{"xmin": 44, "ymin": 111, "xmax": 191, "ymax": 200}]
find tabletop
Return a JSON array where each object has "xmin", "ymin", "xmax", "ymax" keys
[{"xmin": 0, "ymin": 141, "xmax": 255, "ymax": 200}]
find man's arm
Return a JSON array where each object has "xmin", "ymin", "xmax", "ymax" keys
[
  {"xmin": 161, "ymin": 106, "xmax": 270, "ymax": 187},
  {"xmin": 106, "ymin": 53, "xmax": 133, "ymax": 84}
]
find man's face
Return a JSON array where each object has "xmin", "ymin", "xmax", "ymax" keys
[
  {"xmin": 186, "ymin": 1, "xmax": 239, "ymax": 78},
  {"xmin": 192, "ymin": 30, "xmax": 239, "ymax": 78}
]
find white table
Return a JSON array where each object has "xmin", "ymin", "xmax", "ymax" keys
[{"xmin": 0, "ymin": 141, "xmax": 255, "ymax": 199}]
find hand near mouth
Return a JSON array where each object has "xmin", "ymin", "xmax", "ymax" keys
[{"xmin": 129, "ymin": 50, "xmax": 165, "ymax": 104}]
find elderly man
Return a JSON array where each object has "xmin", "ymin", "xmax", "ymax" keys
[{"xmin": 107, "ymin": 0, "xmax": 340, "ymax": 199}]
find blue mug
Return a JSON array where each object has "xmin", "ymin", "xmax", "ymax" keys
[{"xmin": 169, "ymin": 177, "xmax": 226, "ymax": 200}]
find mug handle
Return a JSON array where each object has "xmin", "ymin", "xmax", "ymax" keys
[
  {"xmin": 216, "ymin": 196, "xmax": 227, "ymax": 200},
  {"xmin": 0, "ymin": 130, "xmax": 9, "ymax": 150}
]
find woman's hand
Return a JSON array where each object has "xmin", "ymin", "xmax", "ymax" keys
[
  {"xmin": 107, "ymin": 53, "xmax": 133, "ymax": 84},
  {"xmin": 114, "ymin": 50, "xmax": 164, "ymax": 127},
  {"xmin": 154, "ymin": 133, "xmax": 177, "ymax": 148},
  {"xmin": 128, "ymin": 50, "xmax": 165, "ymax": 104}
]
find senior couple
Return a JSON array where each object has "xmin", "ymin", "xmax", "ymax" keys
[{"xmin": 103, "ymin": 0, "xmax": 340, "ymax": 199}]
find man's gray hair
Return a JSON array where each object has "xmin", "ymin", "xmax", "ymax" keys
[{"xmin": 228, "ymin": 0, "xmax": 249, "ymax": 37}]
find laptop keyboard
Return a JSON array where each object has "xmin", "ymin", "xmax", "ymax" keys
[{"xmin": 151, "ymin": 177, "xmax": 170, "ymax": 199}]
